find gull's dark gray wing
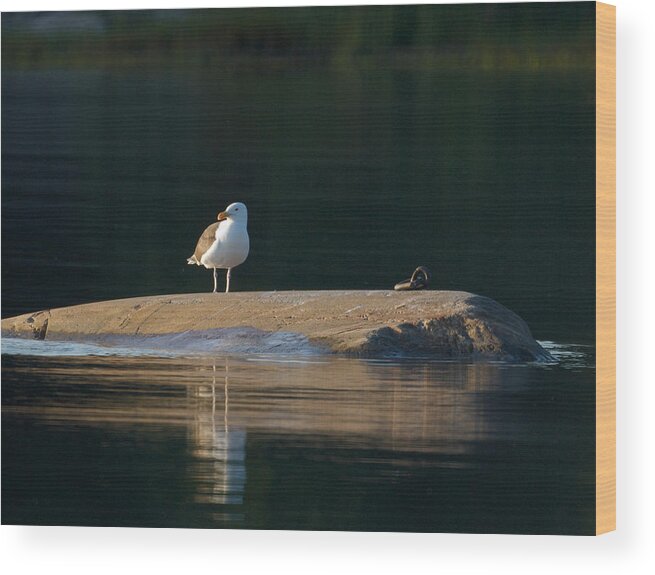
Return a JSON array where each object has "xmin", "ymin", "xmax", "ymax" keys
[{"xmin": 187, "ymin": 222, "xmax": 220, "ymax": 264}]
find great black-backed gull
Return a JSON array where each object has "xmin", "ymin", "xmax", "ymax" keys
[{"xmin": 187, "ymin": 202, "xmax": 250, "ymax": 293}]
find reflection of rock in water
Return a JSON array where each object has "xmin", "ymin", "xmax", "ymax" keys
[
  {"xmin": 381, "ymin": 362, "xmax": 499, "ymax": 464},
  {"xmin": 179, "ymin": 356, "xmax": 517, "ymax": 504},
  {"xmin": 210, "ymin": 358, "xmax": 502, "ymax": 468},
  {"xmin": 187, "ymin": 361, "xmax": 246, "ymax": 514}
]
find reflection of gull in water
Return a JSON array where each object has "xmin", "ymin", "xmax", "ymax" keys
[{"xmin": 189, "ymin": 360, "xmax": 246, "ymax": 511}]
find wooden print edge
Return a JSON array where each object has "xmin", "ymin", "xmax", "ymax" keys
[{"xmin": 595, "ymin": 1, "xmax": 616, "ymax": 536}]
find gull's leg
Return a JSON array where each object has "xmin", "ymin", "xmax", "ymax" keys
[
  {"xmin": 213, "ymin": 268, "xmax": 218, "ymax": 293},
  {"xmin": 226, "ymin": 268, "xmax": 232, "ymax": 293}
]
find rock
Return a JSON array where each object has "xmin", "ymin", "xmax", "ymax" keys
[{"xmin": 1, "ymin": 291, "xmax": 552, "ymax": 362}]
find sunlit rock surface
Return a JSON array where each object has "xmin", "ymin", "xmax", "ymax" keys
[{"xmin": 1, "ymin": 291, "xmax": 551, "ymax": 362}]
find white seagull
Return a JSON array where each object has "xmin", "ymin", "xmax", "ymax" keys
[{"xmin": 187, "ymin": 202, "xmax": 250, "ymax": 293}]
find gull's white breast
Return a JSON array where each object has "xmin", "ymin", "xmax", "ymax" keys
[{"xmin": 200, "ymin": 219, "xmax": 250, "ymax": 269}]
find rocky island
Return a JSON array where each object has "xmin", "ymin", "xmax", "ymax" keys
[{"xmin": 1, "ymin": 290, "xmax": 552, "ymax": 362}]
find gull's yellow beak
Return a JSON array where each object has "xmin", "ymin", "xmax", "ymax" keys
[{"xmin": 217, "ymin": 211, "xmax": 228, "ymax": 221}]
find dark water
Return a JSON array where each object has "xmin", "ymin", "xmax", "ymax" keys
[
  {"xmin": 1, "ymin": 66, "xmax": 595, "ymax": 342},
  {"xmin": 2, "ymin": 345, "xmax": 595, "ymax": 534},
  {"xmin": 2, "ymin": 7, "xmax": 596, "ymax": 534}
]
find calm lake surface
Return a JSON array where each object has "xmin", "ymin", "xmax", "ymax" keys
[
  {"xmin": 2, "ymin": 342, "xmax": 594, "ymax": 534},
  {"xmin": 2, "ymin": 6, "xmax": 596, "ymax": 534}
]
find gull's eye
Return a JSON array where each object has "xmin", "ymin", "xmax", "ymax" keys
[{"xmin": 235, "ymin": 208, "xmax": 239, "ymax": 211}]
